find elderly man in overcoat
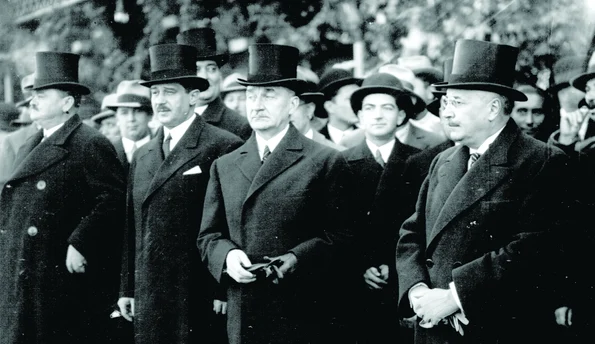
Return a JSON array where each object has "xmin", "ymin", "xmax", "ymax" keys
[
  {"xmin": 396, "ymin": 40, "xmax": 576, "ymax": 344},
  {"xmin": 117, "ymin": 43, "xmax": 243, "ymax": 344},
  {"xmin": 0, "ymin": 52, "xmax": 125, "ymax": 344},
  {"xmin": 197, "ymin": 43, "xmax": 353, "ymax": 344}
]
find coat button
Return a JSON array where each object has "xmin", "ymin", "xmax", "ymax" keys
[
  {"xmin": 5, "ymin": 184, "xmax": 11, "ymax": 189},
  {"xmin": 425, "ymin": 259, "xmax": 434, "ymax": 268},
  {"xmin": 36, "ymin": 180, "xmax": 46, "ymax": 190},
  {"xmin": 27, "ymin": 226, "xmax": 38, "ymax": 237}
]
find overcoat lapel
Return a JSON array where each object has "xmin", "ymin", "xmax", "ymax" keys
[
  {"xmin": 427, "ymin": 121, "xmax": 517, "ymax": 246},
  {"xmin": 142, "ymin": 117, "xmax": 205, "ymax": 203},
  {"xmin": 201, "ymin": 97, "xmax": 224, "ymax": 124},
  {"xmin": 10, "ymin": 115, "xmax": 80, "ymax": 181},
  {"xmin": 235, "ymin": 134, "xmax": 261, "ymax": 185},
  {"xmin": 372, "ymin": 140, "xmax": 408, "ymax": 204}
]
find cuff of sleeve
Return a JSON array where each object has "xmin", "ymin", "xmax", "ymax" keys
[
  {"xmin": 408, "ymin": 282, "xmax": 428, "ymax": 308},
  {"xmin": 449, "ymin": 281, "xmax": 464, "ymax": 314}
]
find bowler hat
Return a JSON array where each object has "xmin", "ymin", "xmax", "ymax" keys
[
  {"xmin": 436, "ymin": 40, "xmax": 527, "ymax": 101},
  {"xmin": 318, "ymin": 68, "xmax": 361, "ymax": 99},
  {"xmin": 397, "ymin": 55, "xmax": 443, "ymax": 84},
  {"xmin": 108, "ymin": 80, "xmax": 152, "ymax": 110},
  {"xmin": 0, "ymin": 103, "xmax": 20, "ymax": 132},
  {"xmin": 220, "ymin": 72, "xmax": 246, "ymax": 96},
  {"xmin": 550, "ymin": 56, "xmax": 586, "ymax": 92},
  {"xmin": 176, "ymin": 28, "xmax": 229, "ymax": 67},
  {"xmin": 426, "ymin": 58, "xmax": 453, "ymax": 116},
  {"xmin": 237, "ymin": 44, "xmax": 308, "ymax": 93},
  {"xmin": 31, "ymin": 52, "xmax": 90, "ymax": 95},
  {"xmin": 140, "ymin": 44, "xmax": 209, "ymax": 91},
  {"xmin": 350, "ymin": 73, "xmax": 422, "ymax": 114},
  {"xmin": 299, "ymin": 81, "xmax": 324, "ymax": 104},
  {"xmin": 571, "ymin": 63, "xmax": 595, "ymax": 92}
]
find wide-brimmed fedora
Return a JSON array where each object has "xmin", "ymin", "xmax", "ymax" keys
[
  {"xmin": 397, "ymin": 55, "xmax": 443, "ymax": 84},
  {"xmin": 435, "ymin": 39, "xmax": 527, "ymax": 101},
  {"xmin": 426, "ymin": 58, "xmax": 453, "ymax": 116},
  {"xmin": 236, "ymin": 44, "xmax": 308, "ymax": 93},
  {"xmin": 107, "ymin": 80, "xmax": 151, "ymax": 110},
  {"xmin": 350, "ymin": 72, "xmax": 422, "ymax": 114},
  {"xmin": 318, "ymin": 68, "xmax": 362, "ymax": 99},
  {"xmin": 140, "ymin": 44, "xmax": 209, "ymax": 91},
  {"xmin": 570, "ymin": 63, "xmax": 595, "ymax": 92},
  {"xmin": 549, "ymin": 56, "xmax": 586, "ymax": 93},
  {"xmin": 176, "ymin": 28, "xmax": 229, "ymax": 67},
  {"xmin": 31, "ymin": 52, "xmax": 90, "ymax": 95}
]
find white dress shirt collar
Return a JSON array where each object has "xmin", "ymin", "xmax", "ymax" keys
[
  {"xmin": 194, "ymin": 105, "xmax": 209, "ymax": 116},
  {"xmin": 122, "ymin": 135, "xmax": 151, "ymax": 161},
  {"xmin": 304, "ymin": 128, "xmax": 314, "ymax": 140},
  {"xmin": 327, "ymin": 123, "xmax": 354, "ymax": 144},
  {"xmin": 43, "ymin": 123, "xmax": 65, "ymax": 140},
  {"xmin": 163, "ymin": 114, "xmax": 196, "ymax": 151},
  {"xmin": 255, "ymin": 125, "xmax": 290, "ymax": 160},
  {"xmin": 365, "ymin": 139, "xmax": 396, "ymax": 164}
]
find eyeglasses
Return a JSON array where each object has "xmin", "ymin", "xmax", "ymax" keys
[{"xmin": 440, "ymin": 95, "xmax": 465, "ymax": 109}]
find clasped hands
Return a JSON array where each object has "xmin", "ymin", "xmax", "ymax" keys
[
  {"xmin": 225, "ymin": 249, "xmax": 297, "ymax": 284},
  {"xmin": 410, "ymin": 285, "xmax": 464, "ymax": 332}
]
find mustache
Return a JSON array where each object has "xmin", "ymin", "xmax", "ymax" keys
[{"xmin": 156, "ymin": 106, "xmax": 170, "ymax": 112}]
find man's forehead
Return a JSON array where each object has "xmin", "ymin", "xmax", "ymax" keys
[
  {"xmin": 196, "ymin": 60, "xmax": 218, "ymax": 67},
  {"xmin": 362, "ymin": 93, "xmax": 397, "ymax": 104},
  {"xmin": 446, "ymin": 88, "xmax": 491, "ymax": 98},
  {"xmin": 150, "ymin": 83, "xmax": 183, "ymax": 90},
  {"xmin": 246, "ymin": 86, "xmax": 287, "ymax": 93},
  {"xmin": 585, "ymin": 78, "xmax": 595, "ymax": 88}
]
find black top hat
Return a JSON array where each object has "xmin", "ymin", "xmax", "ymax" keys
[
  {"xmin": 571, "ymin": 63, "xmax": 595, "ymax": 92},
  {"xmin": 31, "ymin": 52, "xmax": 90, "ymax": 95},
  {"xmin": 426, "ymin": 58, "xmax": 454, "ymax": 116},
  {"xmin": 237, "ymin": 44, "xmax": 308, "ymax": 93},
  {"xmin": 350, "ymin": 73, "xmax": 424, "ymax": 114},
  {"xmin": 318, "ymin": 68, "xmax": 362, "ymax": 99},
  {"xmin": 436, "ymin": 40, "xmax": 527, "ymax": 101},
  {"xmin": 550, "ymin": 56, "xmax": 586, "ymax": 92},
  {"xmin": 176, "ymin": 28, "xmax": 229, "ymax": 67},
  {"xmin": 140, "ymin": 44, "xmax": 209, "ymax": 91}
]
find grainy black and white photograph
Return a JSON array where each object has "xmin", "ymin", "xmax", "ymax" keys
[{"xmin": 0, "ymin": 0, "xmax": 593, "ymax": 343}]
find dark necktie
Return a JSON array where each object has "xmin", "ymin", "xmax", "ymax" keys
[
  {"xmin": 162, "ymin": 134, "xmax": 172, "ymax": 158},
  {"xmin": 468, "ymin": 152, "xmax": 480, "ymax": 170},
  {"xmin": 262, "ymin": 145, "xmax": 271, "ymax": 164},
  {"xmin": 374, "ymin": 149, "xmax": 385, "ymax": 168}
]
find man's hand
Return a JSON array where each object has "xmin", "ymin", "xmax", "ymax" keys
[
  {"xmin": 559, "ymin": 108, "xmax": 589, "ymax": 145},
  {"xmin": 225, "ymin": 249, "xmax": 256, "ymax": 283},
  {"xmin": 213, "ymin": 299, "xmax": 227, "ymax": 315},
  {"xmin": 66, "ymin": 245, "xmax": 87, "ymax": 274},
  {"xmin": 414, "ymin": 288, "xmax": 459, "ymax": 327},
  {"xmin": 264, "ymin": 253, "xmax": 298, "ymax": 284},
  {"xmin": 117, "ymin": 297, "xmax": 135, "ymax": 322},
  {"xmin": 363, "ymin": 265, "xmax": 389, "ymax": 290},
  {"xmin": 555, "ymin": 306, "xmax": 572, "ymax": 327}
]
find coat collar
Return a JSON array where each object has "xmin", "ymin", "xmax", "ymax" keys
[
  {"xmin": 427, "ymin": 120, "xmax": 518, "ymax": 247},
  {"xmin": 10, "ymin": 114, "xmax": 81, "ymax": 181},
  {"xmin": 235, "ymin": 124, "xmax": 304, "ymax": 202},
  {"xmin": 200, "ymin": 97, "xmax": 225, "ymax": 124}
]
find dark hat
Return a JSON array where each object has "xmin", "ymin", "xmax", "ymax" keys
[
  {"xmin": 176, "ymin": 28, "xmax": 229, "ymax": 67},
  {"xmin": 31, "ymin": 52, "xmax": 90, "ymax": 95},
  {"xmin": 550, "ymin": 56, "xmax": 586, "ymax": 92},
  {"xmin": 140, "ymin": 44, "xmax": 209, "ymax": 91},
  {"xmin": 350, "ymin": 73, "xmax": 423, "ymax": 113},
  {"xmin": 571, "ymin": 63, "xmax": 595, "ymax": 92},
  {"xmin": 299, "ymin": 81, "xmax": 324, "ymax": 104},
  {"xmin": 397, "ymin": 55, "xmax": 443, "ymax": 84},
  {"xmin": 0, "ymin": 103, "xmax": 20, "ymax": 132},
  {"xmin": 426, "ymin": 58, "xmax": 454, "ymax": 116},
  {"xmin": 436, "ymin": 39, "xmax": 527, "ymax": 101},
  {"xmin": 237, "ymin": 44, "xmax": 308, "ymax": 93},
  {"xmin": 108, "ymin": 80, "xmax": 152, "ymax": 110},
  {"xmin": 318, "ymin": 68, "xmax": 362, "ymax": 99}
]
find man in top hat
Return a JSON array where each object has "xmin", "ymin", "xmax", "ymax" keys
[
  {"xmin": 107, "ymin": 80, "xmax": 154, "ymax": 172},
  {"xmin": 317, "ymin": 68, "xmax": 361, "ymax": 145},
  {"xmin": 341, "ymin": 72, "xmax": 422, "ymax": 344},
  {"xmin": 221, "ymin": 72, "xmax": 247, "ymax": 117},
  {"xmin": 396, "ymin": 40, "xmax": 576, "ymax": 344},
  {"xmin": 197, "ymin": 43, "xmax": 353, "ymax": 344},
  {"xmin": 0, "ymin": 52, "xmax": 126, "ymax": 344},
  {"xmin": 177, "ymin": 28, "xmax": 252, "ymax": 140},
  {"xmin": 117, "ymin": 43, "xmax": 243, "ymax": 344}
]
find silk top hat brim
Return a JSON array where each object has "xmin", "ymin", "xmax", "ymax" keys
[
  {"xmin": 140, "ymin": 44, "xmax": 209, "ymax": 91},
  {"xmin": 350, "ymin": 73, "xmax": 426, "ymax": 114},
  {"xmin": 236, "ymin": 77, "xmax": 309, "ymax": 94},
  {"xmin": 300, "ymin": 91, "xmax": 324, "ymax": 104},
  {"xmin": 436, "ymin": 82, "xmax": 527, "ymax": 101},
  {"xmin": 571, "ymin": 72, "xmax": 595, "ymax": 92},
  {"xmin": 32, "ymin": 82, "xmax": 91, "ymax": 95}
]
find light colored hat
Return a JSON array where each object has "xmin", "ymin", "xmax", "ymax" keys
[
  {"xmin": 91, "ymin": 93, "xmax": 118, "ymax": 124},
  {"xmin": 108, "ymin": 80, "xmax": 151, "ymax": 109},
  {"xmin": 377, "ymin": 64, "xmax": 416, "ymax": 91},
  {"xmin": 397, "ymin": 55, "xmax": 443, "ymax": 83},
  {"xmin": 221, "ymin": 72, "xmax": 246, "ymax": 95}
]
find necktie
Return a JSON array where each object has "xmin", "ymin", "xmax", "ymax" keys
[
  {"xmin": 128, "ymin": 142, "xmax": 137, "ymax": 163},
  {"xmin": 262, "ymin": 145, "xmax": 271, "ymax": 163},
  {"xmin": 468, "ymin": 152, "xmax": 480, "ymax": 170},
  {"xmin": 374, "ymin": 149, "xmax": 385, "ymax": 168},
  {"xmin": 162, "ymin": 134, "xmax": 172, "ymax": 158}
]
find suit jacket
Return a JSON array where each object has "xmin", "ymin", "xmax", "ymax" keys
[
  {"xmin": 197, "ymin": 125, "xmax": 353, "ymax": 344},
  {"xmin": 0, "ymin": 115, "xmax": 125, "ymax": 344},
  {"xmin": 202, "ymin": 97, "xmax": 252, "ymax": 140},
  {"xmin": 396, "ymin": 120, "xmax": 575, "ymax": 344},
  {"xmin": 111, "ymin": 139, "xmax": 129, "ymax": 173},
  {"xmin": 121, "ymin": 115, "xmax": 243, "ymax": 344},
  {"xmin": 319, "ymin": 124, "xmax": 357, "ymax": 145}
]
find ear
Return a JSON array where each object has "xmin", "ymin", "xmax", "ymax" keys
[
  {"xmin": 488, "ymin": 97, "xmax": 502, "ymax": 121},
  {"xmin": 323, "ymin": 100, "xmax": 334, "ymax": 114},
  {"xmin": 61, "ymin": 95, "xmax": 75, "ymax": 113},
  {"xmin": 188, "ymin": 89, "xmax": 201, "ymax": 107},
  {"xmin": 288, "ymin": 95, "xmax": 300, "ymax": 114},
  {"xmin": 396, "ymin": 109, "xmax": 407, "ymax": 126}
]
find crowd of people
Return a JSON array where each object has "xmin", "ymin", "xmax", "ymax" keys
[{"xmin": 1, "ymin": 26, "xmax": 595, "ymax": 344}]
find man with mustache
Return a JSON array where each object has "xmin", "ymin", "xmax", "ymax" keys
[
  {"xmin": 396, "ymin": 40, "xmax": 575, "ymax": 344},
  {"xmin": 117, "ymin": 43, "xmax": 243, "ymax": 344},
  {"xmin": 197, "ymin": 43, "xmax": 353, "ymax": 344},
  {"xmin": 0, "ymin": 52, "xmax": 125, "ymax": 343},
  {"xmin": 177, "ymin": 28, "xmax": 252, "ymax": 140}
]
